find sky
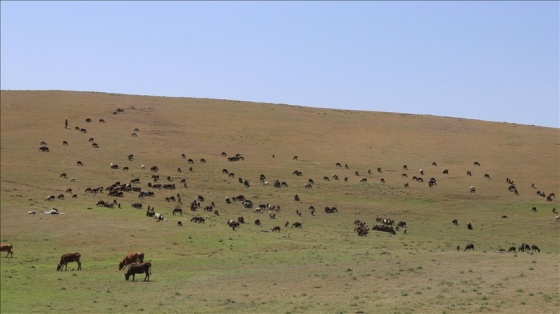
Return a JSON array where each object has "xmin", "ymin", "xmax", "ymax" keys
[{"xmin": 1, "ymin": 1, "xmax": 558, "ymax": 128}]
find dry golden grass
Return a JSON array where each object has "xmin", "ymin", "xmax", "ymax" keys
[{"xmin": 1, "ymin": 90, "xmax": 559, "ymax": 313}]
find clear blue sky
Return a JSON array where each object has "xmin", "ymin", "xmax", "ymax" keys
[{"xmin": 2, "ymin": 1, "xmax": 558, "ymax": 128}]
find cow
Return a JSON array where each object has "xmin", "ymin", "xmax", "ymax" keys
[
  {"xmin": 57, "ymin": 252, "xmax": 82, "ymax": 271},
  {"xmin": 227, "ymin": 219, "xmax": 240, "ymax": 230},
  {"xmin": 154, "ymin": 213, "xmax": 164, "ymax": 221},
  {"xmin": 191, "ymin": 216, "xmax": 205, "ymax": 223},
  {"xmin": 452, "ymin": 219, "xmax": 458, "ymax": 226},
  {"xmin": 464, "ymin": 244, "xmax": 475, "ymax": 251},
  {"xmin": 555, "ymin": 215, "xmax": 560, "ymax": 222},
  {"xmin": 172, "ymin": 208, "xmax": 183, "ymax": 216},
  {"xmin": 119, "ymin": 252, "xmax": 145, "ymax": 270},
  {"xmin": 292, "ymin": 222, "xmax": 302, "ymax": 228},
  {"xmin": 125, "ymin": 262, "xmax": 151, "ymax": 281},
  {"xmin": 531, "ymin": 245, "xmax": 540, "ymax": 252},
  {"xmin": 39, "ymin": 146, "xmax": 50, "ymax": 152},
  {"xmin": 508, "ymin": 246, "xmax": 516, "ymax": 253},
  {"xmin": 469, "ymin": 186, "xmax": 476, "ymax": 193},
  {"xmin": 272, "ymin": 226, "xmax": 281, "ymax": 232},
  {"xmin": 254, "ymin": 219, "xmax": 261, "ymax": 226},
  {"xmin": 467, "ymin": 223, "xmax": 473, "ymax": 230},
  {"xmin": 0, "ymin": 243, "xmax": 14, "ymax": 257}
]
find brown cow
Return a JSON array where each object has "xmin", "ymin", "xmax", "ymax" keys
[
  {"xmin": 0, "ymin": 243, "xmax": 14, "ymax": 257},
  {"xmin": 119, "ymin": 252, "xmax": 145, "ymax": 270},
  {"xmin": 57, "ymin": 252, "xmax": 82, "ymax": 271}
]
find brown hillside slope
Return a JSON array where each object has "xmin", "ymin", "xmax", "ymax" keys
[{"xmin": 1, "ymin": 90, "xmax": 559, "ymax": 313}]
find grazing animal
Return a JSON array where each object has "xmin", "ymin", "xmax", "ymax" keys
[
  {"xmin": 57, "ymin": 252, "xmax": 82, "ymax": 271},
  {"xmin": 531, "ymin": 245, "xmax": 540, "ymax": 252},
  {"xmin": 0, "ymin": 243, "xmax": 14, "ymax": 257},
  {"xmin": 272, "ymin": 226, "xmax": 281, "ymax": 232},
  {"xmin": 294, "ymin": 194, "xmax": 300, "ymax": 201},
  {"xmin": 178, "ymin": 221, "xmax": 182, "ymax": 227},
  {"xmin": 125, "ymin": 262, "xmax": 151, "ymax": 281},
  {"xmin": 554, "ymin": 215, "xmax": 560, "ymax": 222},
  {"xmin": 484, "ymin": 173, "xmax": 491, "ymax": 179},
  {"xmin": 191, "ymin": 216, "xmax": 205, "ymax": 223},
  {"xmin": 119, "ymin": 252, "xmax": 145, "ymax": 270},
  {"xmin": 154, "ymin": 213, "xmax": 164, "ymax": 221},
  {"xmin": 292, "ymin": 222, "xmax": 302, "ymax": 228},
  {"xmin": 508, "ymin": 246, "xmax": 516, "ymax": 253},
  {"xmin": 469, "ymin": 186, "xmax": 476, "ymax": 193},
  {"xmin": 464, "ymin": 244, "xmax": 475, "ymax": 251},
  {"xmin": 474, "ymin": 161, "xmax": 480, "ymax": 166},
  {"xmin": 254, "ymin": 219, "xmax": 261, "ymax": 226},
  {"xmin": 467, "ymin": 223, "xmax": 473, "ymax": 230},
  {"xmin": 172, "ymin": 208, "xmax": 183, "ymax": 216},
  {"xmin": 227, "ymin": 219, "xmax": 240, "ymax": 230},
  {"xmin": 39, "ymin": 146, "xmax": 50, "ymax": 152}
]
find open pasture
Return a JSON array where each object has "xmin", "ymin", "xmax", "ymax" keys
[{"xmin": 1, "ymin": 90, "xmax": 559, "ymax": 313}]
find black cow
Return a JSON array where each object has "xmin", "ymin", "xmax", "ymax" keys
[
  {"xmin": 464, "ymin": 244, "xmax": 474, "ymax": 251},
  {"xmin": 125, "ymin": 262, "xmax": 151, "ymax": 281}
]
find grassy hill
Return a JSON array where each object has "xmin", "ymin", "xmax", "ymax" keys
[{"xmin": 1, "ymin": 90, "xmax": 559, "ymax": 313}]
